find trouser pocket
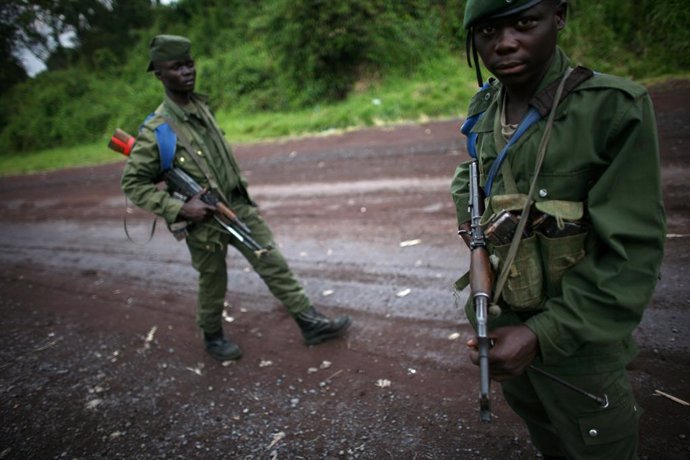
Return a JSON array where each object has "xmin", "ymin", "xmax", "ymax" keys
[{"xmin": 492, "ymin": 234, "xmax": 544, "ymax": 310}]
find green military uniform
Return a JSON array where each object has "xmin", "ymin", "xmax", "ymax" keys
[
  {"xmin": 121, "ymin": 93, "xmax": 311, "ymax": 336},
  {"xmin": 452, "ymin": 4, "xmax": 666, "ymax": 456}
]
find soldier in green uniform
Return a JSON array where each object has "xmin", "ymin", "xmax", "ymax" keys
[
  {"xmin": 121, "ymin": 35, "xmax": 351, "ymax": 362},
  {"xmin": 451, "ymin": 1, "xmax": 665, "ymax": 458}
]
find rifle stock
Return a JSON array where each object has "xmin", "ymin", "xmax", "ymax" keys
[
  {"xmin": 468, "ymin": 160, "xmax": 493, "ymax": 423},
  {"xmin": 108, "ymin": 129, "xmax": 271, "ymax": 257}
]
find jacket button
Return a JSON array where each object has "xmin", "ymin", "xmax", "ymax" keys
[
  {"xmin": 180, "ymin": 157, "xmax": 185, "ymax": 163},
  {"xmin": 197, "ymin": 150, "xmax": 203, "ymax": 156},
  {"xmin": 484, "ymin": 92, "xmax": 492, "ymax": 101},
  {"xmin": 538, "ymin": 188, "xmax": 548, "ymax": 198},
  {"xmin": 588, "ymin": 429, "xmax": 598, "ymax": 437}
]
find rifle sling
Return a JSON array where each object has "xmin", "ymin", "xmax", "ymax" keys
[
  {"xmin": 123, "ymin": 196, "xmax": 157, "ymax": 244},
  {"xmin": 491, "ymin": 67, "xmax": 573, "ymax": 307}
]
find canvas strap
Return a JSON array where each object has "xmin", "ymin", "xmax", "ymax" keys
[{"xmin": 492, "ymin": 67, "xmax": 574, "ymax": 306}]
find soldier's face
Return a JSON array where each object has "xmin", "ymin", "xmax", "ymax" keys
[
  {"xmin": 156, "ymin": 58, "xmax": 196, "ymax": 94},
  {"xmin": 474, "ymin": 1, "xmax": 566, "ymax": 89}
]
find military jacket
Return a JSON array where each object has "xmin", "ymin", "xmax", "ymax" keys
[
  {"xmin": 451, "ymin": 48, "xmax": 666, "ymax": 372},
  {"xmin": 121, "ymin": 93, "xmax": 254, "ymax": 246}
]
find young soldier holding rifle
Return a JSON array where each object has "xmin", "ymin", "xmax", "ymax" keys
[
  {"xmin": 451, "ymin": 1, "xmax": 665, "ymax": 458},
  {"xmin": 121, "ymin": 35, "xmax": 351, "ymax": 361}
]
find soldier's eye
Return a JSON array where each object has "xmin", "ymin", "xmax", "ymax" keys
[
  {"xmin": 516, "ymin": 18, "xmax": 537, "ymax": 29},
  {"xmin": 477, "ymin": 25, "xmax": 496, "ymax": 37}
]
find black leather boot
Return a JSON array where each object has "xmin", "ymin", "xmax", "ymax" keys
[
  {"xmin": 203, "ymin": 331, "xmax": 242, "ymax": 361},
  {"xmin": 294, "ymin": 306, "xmax": 351, "ymax": 345}
]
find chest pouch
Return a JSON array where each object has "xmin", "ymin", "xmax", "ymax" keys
[
  {"xmin": 484, "ymin": 197, "xmax": 589, "ymax": 311},
  {"xmin": 533, "ymin": 200, "xmax": 589, "ymax": 298}
]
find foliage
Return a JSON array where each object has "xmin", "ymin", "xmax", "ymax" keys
[
  {"xmin": 265, "ymin": 0, "xmax": 440, "ymax": 106},
  {"xmin": 560, "ymin": 0, "xmax": 690, "ymax": 77},
  {"xmin": 0, "ymin": 0, "xmax": 689, "ymax": 162},
  {"xmin": 0, "ymin": 53, "xmax": 478, "ymax": 175},
  {"xmin": 1, "ymin": 0, "xmax": 152, "ymax": 73}
]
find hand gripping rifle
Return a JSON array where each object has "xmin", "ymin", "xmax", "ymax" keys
[
  {"xmin": 109, "ymin": 129, "xmax": 271, "ymax": 257},
  {"xmin": 467, "ymin": 160, "xmax": 492, "ymax": 423}
]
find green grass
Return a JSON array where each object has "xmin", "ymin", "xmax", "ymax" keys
[
  {"xmin": 218, "ymin": 55, "xmax": 479, "ymax": 142},
  {"xmin": 0, "ymin": 140, "xmax": 126, "ymax": 177},
  {"xmin": 0, "ymin": 54, "xmax": 477, "ymax": 176},
  {"xmin": 1, "ymin": 52, "xmax": 685, "ymax": 177}
]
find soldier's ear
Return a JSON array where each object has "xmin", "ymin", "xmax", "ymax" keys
[
  {"xmin": 153, "ymin": 64, "xmax": 163, "ymax": 80},
  {"xmin": 555, "ymin": 0, "xmax": 568, "ymax": 30}
]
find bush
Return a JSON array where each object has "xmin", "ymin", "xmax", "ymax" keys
[
  {"xmin": 1, "ymin": 0, "xmax": 689, "ymax": 156},
  {"xmin": 265, "ymin": 0, "xmax": 440, "ymax": 106},
  {"xmin": 195, "ymin": 45, "xmax": 280, "ymax": 112}
]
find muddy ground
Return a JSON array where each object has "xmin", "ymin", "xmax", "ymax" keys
[{"xmin": 0, "ymin": 81, "xmax": 688, "ymax": 460}]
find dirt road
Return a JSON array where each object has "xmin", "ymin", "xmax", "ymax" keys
[{"xmin": 1, "ymin": 82, "xmax": 688, "ymax": 459}]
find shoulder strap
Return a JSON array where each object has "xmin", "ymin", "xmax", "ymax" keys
[
  {"xmin": 142, "ymin": 111, "xmax": 177, "ymax": 172},
  {"xmin": 484, "ymin": 108, "xmax": 541, "ymax": 196},
  {"xmin": 492, "ymin": 68, "xmax": 573, "ymax": 306},
  {"xmin": 460, "ymin": 82, "xmax": 492, "ymax": 159},
  {"xmin": 483, "ymin": 66, "xmax": 594, "ymax": 197},
  {"xmin": 531, "ymin": 66, "xmax": 594, "ymax": 117},
  {"xmin": 154, "ymin": 122, "xmax": 177, "ymax": 171}
]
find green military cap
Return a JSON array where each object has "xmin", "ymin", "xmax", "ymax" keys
[
  {"xmin": 464, "ymin": 0, "xmax": 545, "ymax": 29},
  {"xmin": 146, "ymin": 34, "xmax": 192, "ymax": 72}
]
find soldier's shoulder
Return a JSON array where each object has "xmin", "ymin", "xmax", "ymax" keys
[
  {"xmin": 467, "ymin": 78, "xmax": 501, "ymax": 117},
  {"xmin": 575, "ymin": 72, "xmax": 648, "ymax": 100},
  {"xmin": 138, "ymin": 103, "xmax": 168, "ymax": 132}
]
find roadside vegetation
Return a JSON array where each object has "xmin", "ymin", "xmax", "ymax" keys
[{"xmin": 1, "ymin": 0, "xmax": 688, "ymax": 175}]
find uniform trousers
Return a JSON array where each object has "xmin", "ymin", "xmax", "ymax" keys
[
  {"xmin": 185, "ymin": 202, "xmax": 311, "ymax": 334},
  {"xmin": 502, "ymin": 366, "xmax": 640, "ymax": 460}
]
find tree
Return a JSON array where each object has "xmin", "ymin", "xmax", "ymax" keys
[{"xmin": 0, "ymin": 0, "xmax": 153, "ymax": 74}]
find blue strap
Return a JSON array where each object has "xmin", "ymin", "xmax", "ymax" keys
[
  {"xmin": 141, "ymin": 113, "xmax": 177, "ymax": 172},
  {"xmin": 460, "ymin": 114, "xmax": 482, "ymax": 160},
  {"xmin": 460, "ymin": 82, "xmax": 492, "ymax": 160},
  {"xmin": 484, "ymin": 107, "xmax": 541, "ymax": 196},
  {"xmin": 154, "ymin": 122, "xmax": 177, "ymax": 171}
]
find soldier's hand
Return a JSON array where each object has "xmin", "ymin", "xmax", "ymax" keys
[
  {"xmin": 179, "ymin": 190, "xmax": 216, "ymax": 222},
  {"xmin": 467, "ymin": 325, "xmax": 539, "ymax": 382}
]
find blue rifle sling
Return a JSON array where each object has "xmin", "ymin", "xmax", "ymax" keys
[
  {"xmin": 460, "ymin": 114, "xmax": 482, "ymax": 160},
  {"xmin": 460, "ymin": 82, "xmax": 492, "ymax": 160},
  {"xmin": 142, "ymin": 112, "xmax": 177, "ymax": 172},
  {"xmin": 484, "ymin": 107, "xmax": 541, "ymax": 196},
  {"xmin": 460, "ymin": 88, "xmax": 542, "ymax": 196},
  {"xmin": 154, "ymin": 122, "xmax": 176, "ymax": 172}
]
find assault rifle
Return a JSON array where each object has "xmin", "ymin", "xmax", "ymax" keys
[
  {"xmin": 462, "ymin": 162, "xmax": 609, "ymax": 422},
  {"xmin": 466, "ymin": 160, "xmax": 492, "ymax": 423},
  {"xmin": 108, "ymin": 129, "xmax": 271, "ymax": 257}
]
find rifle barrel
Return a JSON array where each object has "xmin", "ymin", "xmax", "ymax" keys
[
  {"xmin": 476, "ymin": 295, "xmax": 491, "ymax": 422},
  {"xmin": 469, "ymin": 160, "xmax": 493, "ymax": 422}
]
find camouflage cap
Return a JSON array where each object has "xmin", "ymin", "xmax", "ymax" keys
[
  {"xmin": 464, "ymin": 0, "xmax": 545, "ymax": 29},
  {"xmin": 146, "ymin": 34, "xmax": 192, "ymax": 72}
]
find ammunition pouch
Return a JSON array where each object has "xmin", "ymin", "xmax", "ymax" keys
[
  {"xmin": 538, "ymin": 231, "xmax": 587, "ymax": 298},
  {"xmin": 491, "ymin": 235, "xmax": 544, "ymax": 310},
  {"xmin": 169, "ymin": 220, "xmax": 190, "ymax": 241},
  {"xmin": 485, "ymin": 198, "xmax": 588, "ymax": 311}
]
